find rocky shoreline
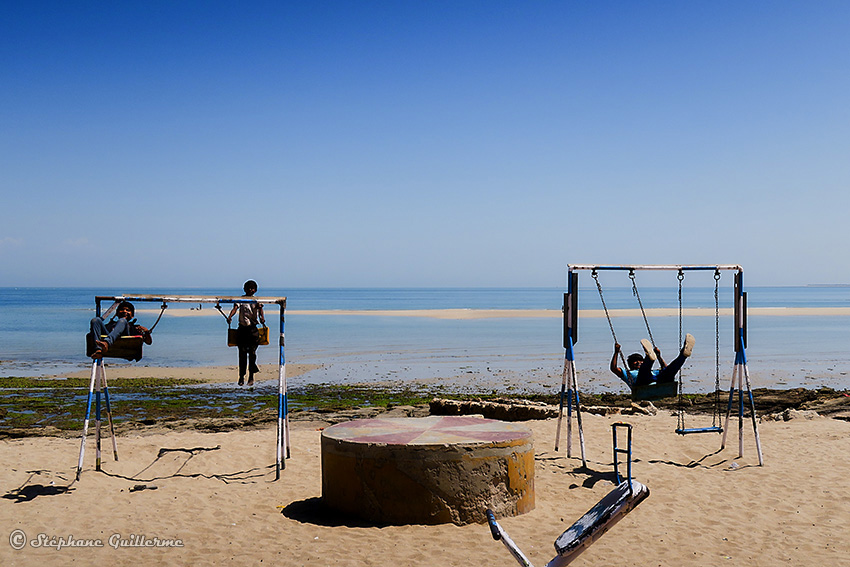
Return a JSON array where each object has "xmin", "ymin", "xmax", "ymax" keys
[{"xmin": 2, "ymin": 386, "xmax": 847, "ymax": 440}]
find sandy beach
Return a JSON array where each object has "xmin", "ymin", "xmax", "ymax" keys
[{"xmin": 2, "ymin": 379, "xmax": 848, "ymax": 566}]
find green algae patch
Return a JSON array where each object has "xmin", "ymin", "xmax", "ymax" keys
[{"xmin": 0, "ymin": 377, "xmax": 205, "ymax": 388}]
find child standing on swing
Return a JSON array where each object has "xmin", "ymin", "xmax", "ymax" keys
[
  {"xmin": 610, "ymin": 334, "xmax": 695, "ymax": 388},
  {"xmin": 227, "ymin": 280, "xmax": 265, "ymax": 386}
]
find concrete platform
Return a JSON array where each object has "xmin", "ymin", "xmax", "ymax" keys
[{"xmin": 321, "ymin": 415, "xmax": 534, "ymax": 525}]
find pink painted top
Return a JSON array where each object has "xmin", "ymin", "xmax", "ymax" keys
[{"xmin": 321, "ymin": 415, "xmax": 532, "ymax": 446}]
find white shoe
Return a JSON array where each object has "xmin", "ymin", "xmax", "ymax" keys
[
  {"xmin": 682, "ymin": 333, "xmax": 695, "ymax": 357},
  {"xmin": 640, "ymin": 339, "xmax": 656, "ymax": 361}
]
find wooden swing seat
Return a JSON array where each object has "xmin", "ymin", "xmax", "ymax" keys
[
  {"xmin": 487, "ymin": 480, "xmax": 650, "ymax": 567},
  {"xmin": 631, "ymin": 380, "xmax": 678, "ymax": 401},
  {"xmin": 226, "ymin": 325, "xmax": 270, "ymax": 347},
  {"xmin": 553, "ymin": 480, "xmax": 650, "ymax": 564},
  {"xmin": 86, "ymin": 333, "xmax": 144, "ymax": 361}
]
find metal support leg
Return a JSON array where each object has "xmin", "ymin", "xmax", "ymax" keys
[
  {"xmin": 76, "ymin": 360, "xmax": 99, "ymax": 480},
  {"xmin": 276, "ymin": 302, "xmax": 288, "ymax": 479},
  {"xmin": 102, "ymin": 366, "xmax": 119, "ymax": 462},
  {"xmin": 555, "ymin": 337, "xmax": 586, "ymax": 467}
]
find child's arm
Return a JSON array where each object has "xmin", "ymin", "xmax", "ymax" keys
[{"xmin": 610, "ymin": 344, "xmax": 625, "ymax": 379}]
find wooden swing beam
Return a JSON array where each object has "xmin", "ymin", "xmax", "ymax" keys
[{"xmin": 78, "ymin": 293, "xmax": 290, "ymax": 481}]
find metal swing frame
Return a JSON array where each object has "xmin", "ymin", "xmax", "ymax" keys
[
  {"xmin": 77, "ymin": 293, "xmax": 290, "ymax": 481},
  {"xmin": 558, "ymin": 265, "xmax": 763, "ymax": 466}
]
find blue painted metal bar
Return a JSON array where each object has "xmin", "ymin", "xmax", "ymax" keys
[
  {"xmin": 95, "ymin": 369, "xmax": 102, "ymax": 472},
  {"xmin": 276, "ymin": 299, "xmax": 287, "ymax": 479},
  {"xmin": 571, "ymin": 359, "xmax": 586, "ymax": 467},
  {"xmin": 76, "ymin": 361, "xmax": 98, "ymax": 480},
  {"xmin": 556, "ymin": 273, "xmax": 586, "ymax": 464},
  {"xmin": 554, "ymin": 360, "xmax": 568, "ymax": 453},
  {"xmin": 612, "ymin": 422, "xmax": 633, "ymax": 489},
  {"xmin": 102, "ymin": 371, "xmax": 119, "ymax": 461}
]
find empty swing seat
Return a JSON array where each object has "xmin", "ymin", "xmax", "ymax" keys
[
  {"xmin": 675, "ymin": 426, "xmax": 723, "ymax": 435},
  {"xmin": 631, "ymin": 381, "xmax": 678, "ymax": 401},
  {"xmin": 85, "ymin": 333, "xmax": 144, "ymax": 361},
  {"xmin": 486, "ymin": 480, "xmax": 650, "ymax": 567},
  {"xmin": 553, "ymin": 480, "xmax": 650, "ymax": 564},
  {"xmin": 487, "ymin": 422, "xmax": 649, "ymax": 567}
]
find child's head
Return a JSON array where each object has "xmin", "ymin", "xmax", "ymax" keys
[
  {"xmin": 243, "ymin": 280, "xmax": 258, "ymax": 295},
  {"xmin": 627, "ymin": 353, "xmax": 644, "ymax": 369},
  {"xmin": 116, "ymin": 301, "xmax": 135, "ymax": 318}
]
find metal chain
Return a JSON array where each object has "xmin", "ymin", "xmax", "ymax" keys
[
  {"xmin": 630, "ymin": 270, "xmax": 656, "ymax": 349},
  {"xmin": 593, "ymin": 270, "xmax": 628, "ymax": 371}
]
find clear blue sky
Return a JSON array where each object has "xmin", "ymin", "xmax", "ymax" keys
[{"xmin": 2, "ymin": 1, "xmax": 849, "ymax": 288}]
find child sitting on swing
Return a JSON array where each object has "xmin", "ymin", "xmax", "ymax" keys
[
  {"xmin": 610, "ymin": 334, "xmax": 695, "ymax": 388},
  {"xmin": 88, "ymin": 301, "xmax": 153, "ymax": 359}
]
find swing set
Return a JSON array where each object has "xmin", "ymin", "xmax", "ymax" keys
[
  {"xmin": 76, "ymin": 293, "xmax": 290, "ymax": 481},
  {"xmin": 555, "ymin": 264, "xmax": 763, "ymax": 466}
]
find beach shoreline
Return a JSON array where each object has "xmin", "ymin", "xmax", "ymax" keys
[
  {"xmin": 3, "ymin": 360, "xmax": 848, "ymax": 441},
  {"xmin": 132, "ymin": 306, "xmax": 850, "ymax": 318}
]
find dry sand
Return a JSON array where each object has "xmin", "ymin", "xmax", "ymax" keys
[{"xmin": 2, "ymin": 404, "xmax": 848, "ymax": 566}]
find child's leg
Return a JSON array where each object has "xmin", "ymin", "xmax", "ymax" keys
[
  {"xmin": 90, "ymin": 317, "xmax": 127, "ymax": 345},
  {"xmin": 657, "ymin": 335, "xmax": 694, "ymax": 382},
  {"xmin": 238, "ymin": 346, "xmax": 248, "ymax": 378},
  {"xmin": 248, "ymin": 346, "xmax": 258, "ymax": 377},
  {"xmin": 90, "ymin": 317, "xmax": 108, "ymax": 337},
  {"xmin": 657, "ymin": 354, "xmax": 686, "ymax": 383},
  {"xmin": 105, "ymin": 319, "xmax": 128, "ymax": 345}
]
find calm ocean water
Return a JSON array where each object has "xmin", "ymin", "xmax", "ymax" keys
[{"xmin": 1, "ymin": 286, "xmax": 849, "ymax": 393}]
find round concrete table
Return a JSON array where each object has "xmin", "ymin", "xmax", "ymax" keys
[{"xmin": 321, "ymin": 415, "xmax": 534, "ymax": 525}]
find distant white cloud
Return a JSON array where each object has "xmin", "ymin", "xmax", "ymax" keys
[{"xmin": 63, "ymin": 237, "xmax": 90, "ymax": 248}]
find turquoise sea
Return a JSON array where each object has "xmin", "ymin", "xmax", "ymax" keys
[{"xmin": 1, "ymin": 286, "xmax": 849, "ymax": 394}]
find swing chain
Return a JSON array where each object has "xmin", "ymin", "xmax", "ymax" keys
[
  {"xmin": 593, "ymin": 270, "xmax": 628, "ymax": 372},
  {"xmin": 147, "ymin": 302, "xmax": 168, "ymax": 334},
  {"xmin": 630, "ymin": 270, "xmax": 656, "ymax": 349}
]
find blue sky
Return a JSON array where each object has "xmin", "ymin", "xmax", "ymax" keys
[{"xmin": 2, "ymin": 1, "xmax": 849, "ymax": 288}]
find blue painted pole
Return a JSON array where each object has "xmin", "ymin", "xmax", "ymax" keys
[
  {"xmin": 565, "ymin": 337, "xmax": 574, "ymax": 458},
  {"xmin": 103, "ymin": 371, "xmax": 119, "ymax": 461},
  {"xmin": 76, "ymin": 360, "xmax": 98, "ymax": 480},
  {"xmin": 94, "ymin": 298, "xmax": 103, "ymax": 472},
  {"xmin": 95, "ymin": 364, "xmax": 102, "ymax": 471},
  {"xmin": 276, "ymin": 300, "xmax": 287, "ymax": 479}
]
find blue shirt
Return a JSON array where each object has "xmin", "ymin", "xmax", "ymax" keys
[{"xmin": 624, "ymin": 368, "xmax": 658, "ymax": 388}]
